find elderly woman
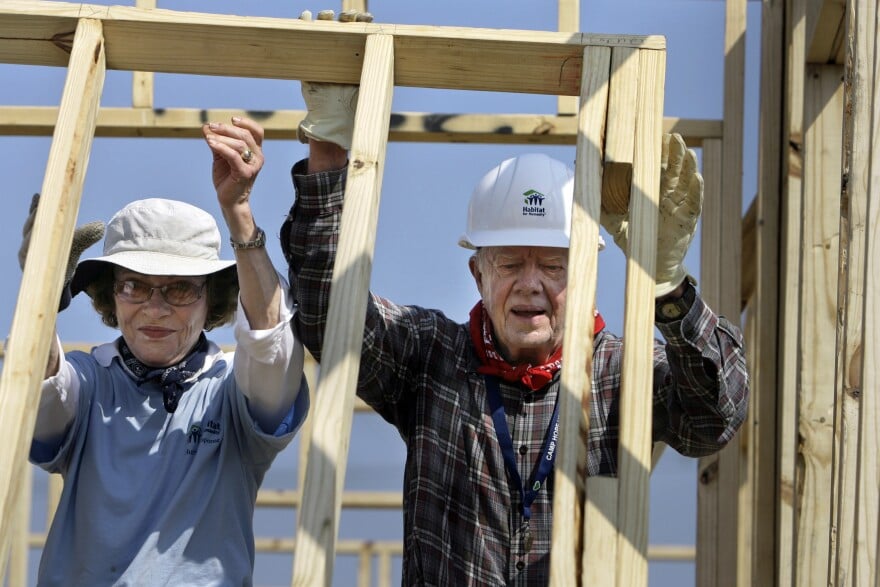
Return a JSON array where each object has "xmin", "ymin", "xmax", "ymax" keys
[{"xmin": 21, "ymin": 118, "xmax": 307, "ymax": 586}]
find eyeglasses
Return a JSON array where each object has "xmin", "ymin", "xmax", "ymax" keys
[{"xmin": 113, "ymin": 279, "xmax": 206, "ymax": 307}]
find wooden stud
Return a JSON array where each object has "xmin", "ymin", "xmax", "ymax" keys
[
  {"xmin": 696, "ymin": 138, "xmax": 722, "ymax": 587},
  {"xmin": 700, "ymin": 139, "xmax": 723, "ymax": 309},
  {"xmin": 297, "ymin": 359, "xmax": 318, "ymax": 493},
  {"xmin": 601, "ymin": 47, "xmax": 639, "ymax": 215},
  {"xmin": 742, "ymin": 283, "xmax": 761, "ymax": 586},
  {"xmin": 0, "ymin": 17, "xmax": 105, "ymax": 569},
  {"xmin": 776, "ymin": 0, "xmax": 807, "ymax": 583},
  {"xmin": 548, "ymin": 43, "xmax": 610, "ymax": 587},
  {"xmin": 258, "ymin": 490, "xmax": 401, "ymax": 509},
  {"xmin": 378, "ymin": 552, "xmax": 392, "ymax": 587},
  {"xmin": 0, "ymin": 105, "xmax": 721, "ymax": 146},
  {"xmin": 740, "ymin": 197, "xmax": 757, "ymax": 310},
  {"xmin": 46, "ymin": 475, "xmax": 62, "ymax": 532},
  {"xmin": 557, "ymin": 0, "xmax": 580, "ymax": 116},
  {"xmin": 0, "ymin": 1, "xmax": 663, "ymax": 96},
  {"xmin": 6, "ymin": 464, "xmax": 32, "ymax": 587},
  {"xmin": 132, "ymin": 0, "xmax": 155, "ymax": 108},
  {"xmin": 747, "ymin": 3, "xmax": 785, "ymax": 583},
  {"xmin": 805, "ymin": 0, "xmax": 846, "ymax": 64},
  {"xmin": 701, "ymin": 0, "xmax": 747, "ymax": 583},
  {"xmin": 290, "ymin": 33, "xmax": 395, "ymax": 587},
  {"xmin": 720, "ymin": 0, "xmax": 746, "ymax": 313},
  {"xmin": 795, "ymin": 63, "xmax": 843, "ymax": 583},
  {"xmin": 342, "ymin": 0, "xmax": 368, "ymax": 13},
  {"xmin": 838, "ymin": 0, "xmax": 878, "ymax": 581},
  {"xmin": 650, "ymin": 442, "xmax": 666, "ymax": 470},
  {"xmin": 357, "ymin": 547, "xmax": 372, "ymax": 587},
  {"xmin": 131, "ymin": 71, "xmax": 153, "ymax": 108},
  {"xmin": 615, "ymin": 46, "xmax": 665, "ymax": 587},
  {"xmin": 583, "ymin": 477, "xmax": 618, "ymax": 585}
]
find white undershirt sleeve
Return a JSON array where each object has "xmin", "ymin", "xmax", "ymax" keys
[
  {"xmin": 33, "ymin": 335, "xmax": 80, "ymax": 444},
  {"xmin": 232, "ymin": 272, "xmax": 305, "ymax": 432}
]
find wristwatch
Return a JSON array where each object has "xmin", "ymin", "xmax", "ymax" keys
[{"xmin": 655, "ymin": 278, "xmax": 696, "ymax": 322}]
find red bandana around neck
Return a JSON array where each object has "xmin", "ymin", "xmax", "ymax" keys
[{"xmin": 468, "ymin": 301, "xmax": 606, "ymax": 391}]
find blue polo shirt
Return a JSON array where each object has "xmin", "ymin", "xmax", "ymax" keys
[{"xmin": 31, "ymin": 341, "xmax": 307, "ymax": 587}]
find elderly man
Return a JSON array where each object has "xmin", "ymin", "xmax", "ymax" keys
[{"xmin": 281, "ymin": 27, "xmax": 749, "ymax": 584}]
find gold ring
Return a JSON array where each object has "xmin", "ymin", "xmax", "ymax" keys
[{"xmin": 241, "ymin": 148, "xmax": 254, "ymax": 163}]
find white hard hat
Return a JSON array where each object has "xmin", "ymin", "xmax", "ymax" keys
[{"xmin": 458, "ymin": 153, "xmax": 605, "ymax": 251}]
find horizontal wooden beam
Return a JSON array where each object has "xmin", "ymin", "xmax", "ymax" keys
[
  {"xmin": 0, "ymin": 1, "xmax": 663, "ymax": 96},
  {"xmin": 257, "ymin": 490, "xmax": 402, "ymax": 509},
  {"xmin": 0, "ymin": 106, "xmax": 721, "ymax": 145},
  {"xmin": 23, "ymin": 535, "xmax": 694, "ymax": 561}
]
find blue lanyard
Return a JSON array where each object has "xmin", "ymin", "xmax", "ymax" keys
[{"xmin": 484, "ymin": 375, "xmax": 560, "ymax": 521}]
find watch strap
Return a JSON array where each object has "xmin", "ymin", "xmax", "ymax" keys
[
  {"xmin": 655, "ymin": 277, "xmax": 696, "ymax": 322},
  {"xmin": 230, "ymin": 226, "xmax": 266, "ymax": 250}
]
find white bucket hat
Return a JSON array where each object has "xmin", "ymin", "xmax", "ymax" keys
[
  {"xmin": 458, "ymin": 153, "xmax": 605, "ymax": 251},
  {"xmin": 71, "ymin": 198, "xmax": 236, "ymax": 296}
]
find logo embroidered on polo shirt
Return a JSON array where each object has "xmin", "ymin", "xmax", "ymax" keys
[
  {"xmin": 185, "ymin": 420, "xmax": 222, "ymax": 455},
  {"xmin": 187, "ymin": 425, "xmax": 202, "ymax": 444}
]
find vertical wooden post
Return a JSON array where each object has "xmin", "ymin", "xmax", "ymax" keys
[
  {"xmin": 838, "ymin": 0, "xmax": 878, "ymax": 581},
  {"xmin": 6, "ymin": 464, "xmax": 32, "ymax": 587},
  {"xmin": 601, "ymin": 47, "xmax": 639, "ymax": 215},
  {"xmin": 296, "ymin": 354, "xmax": 319, "ymax": 492},
  {"xmin": 46, "ymin": 474, "xmax": 63, "ymax": 530},
  {"xmin": 851, "ymin": 18, "xmax": 878, "ymax": 578},
  {"xmin": 291, "ymin": 33, "xmax": 394, "ymax": 587},
  {"xmin": 357, "ymin": 547, "xmax": 372, "ymax": 587},
  {"xmin": 749, "ymin": 0, "xmax": 786, "ymax": 583},
  {"xmin": 719, "ymin": 0, "xmax": 747, "ymax": 328},
  {"xmin": 549, "ymin": 44, "xmax": 610, "ymax": 587},
  {"xmin": 582, "ymin": 477, "xmax": 617, "ymax": 585},
  {"xmin": 342, "ymin": 0, "xmax": 368, "ymax": 13},
  {"xmin": 700, "ymin": 139, "xmax": 723, "ymax": 305},
  {"xmin": 698, "ymin": 0, "xmax": 746, "ymax": 584},
  {"xmin": 722, "ymin": 1, "xmax": 748, "ymax": 585},
  {"xmin": 795, "ymin": 63, "xmax": 844, "ymax": 582},
  {"xmin": 133, "ymin": 0, "xmax": 156, "ymax": 109},
  {"xmin": 377, "ymin": 551, "xmax": 391, "ymax": 587},
  {"xmin": 582, "ymin": 46, "xmax": 634, "ymax": 587},
  {"xmin": 776, "ymin": 0, "xmax": 807, "ymax": 584},
  {"xmin": 0, "ymin": 17, "xmax": 105, "ymax": 575},
  {"xmin": 557, "ymin": 0, "xmax": 580, "ymax": 116},
  {"xmin": 696, "ymin": 138, "xmax": 722, "ymax": 587},
  {"xmin": 615, "ymin": 46, "xmax": 664, "ymax": 587}
]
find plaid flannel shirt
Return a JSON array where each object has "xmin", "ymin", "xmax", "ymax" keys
[{"xmin": 281, "ymin": 160, "xmax": 749, "ymax": 587}]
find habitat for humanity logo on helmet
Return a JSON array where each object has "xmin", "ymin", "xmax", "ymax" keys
[{"xmin": 522, "ymin": 189, "xmax": 547, "ymax": 217}]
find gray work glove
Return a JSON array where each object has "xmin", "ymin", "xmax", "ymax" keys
[
  {"xmin": 19, "ymin": 193, "xmax": 105, "ymax": 311},
  {"xmin": 296, "ymin": 9, "xmax": 373, "ymax": 151},
  {"xmin": 600, "ymin": 133, "xmax": 703, "ymax": 297}
]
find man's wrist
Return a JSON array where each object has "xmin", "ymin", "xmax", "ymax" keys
[
  {"xmin": 655, "ymin": 277, "xmax": 697, "ymax": 322},
  {"xmin": 656, "ymin": 280, "xmax": 687, "ymax": 302},
  {"xmin": 307, "ymin": 139, "xmax": 348, "ymax": 174}
]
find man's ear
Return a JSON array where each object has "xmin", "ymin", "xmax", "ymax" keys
[{"xmin": 468, "ymin": 255, "xmax": 483, "ymax": 296}]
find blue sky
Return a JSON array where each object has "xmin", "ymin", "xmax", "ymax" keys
[{"xmin": 0, "ymin": 1, "xmax": 761, "ymax": 584}]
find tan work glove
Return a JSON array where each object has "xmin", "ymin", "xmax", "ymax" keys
[
  {"xmin": 600, "ymin": 133, "xmax": 703, "ymax": 298},
  {"xmin": 297, "ymin": 9, "xmax": 373, "ymax": 151},
  {"xmin": 19, "ymin": 193, "xmax": 105, "ymax": 311}
]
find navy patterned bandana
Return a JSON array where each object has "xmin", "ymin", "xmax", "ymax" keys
[{"xmin": 118, "ymin": 333, "xmax": 209, "ymax": 413}]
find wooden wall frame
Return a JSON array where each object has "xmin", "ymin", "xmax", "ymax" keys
[{"xmin": 0, "ymin": 2, "xmax": 670, "ymax": 586}]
